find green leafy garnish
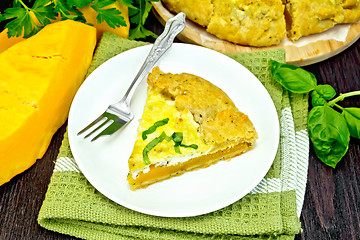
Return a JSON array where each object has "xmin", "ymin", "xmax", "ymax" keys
[
  {"xmin": 116, "ymin": 0, "xmax": 137, "ymax": 8},
  {"xmin": 171, "ymin": 132, "xmax": 198, "ymax": 153},
  {"xmin": 270, "ymin": 60, "xmax": 317, "ymax": 93},
  {"xmin": 2, "ymin": 0, "xmax": 57, "ymax": 38},
  {"xmin": 308, "ymin": 105, "xmax": 350, "ymax": 168},
  {"xmin": 311, "ymin": 85, "xmax": 336, "ymax": 107},
  {"xmin": 91, "ymin": 0, "xmax": 126, "ymax": 28},
  {"xmin": 0, "ymin": 0, "xmax": 157, "ymax": 39},
  {"xmin": 171, "ymin": 131, "xmax": 183, "ymax": 153},
  {"xmin": 53, "ymin": 0, "xmax": 85, "ymax": 21},
  {"xmin": 128, "ymin": 0, "xmax": 158, "ymax": 39},
  {"xmin": 0, "ymin": 13, "xmax": 5, "ymax": 22},
  {"xmin": 67, "ymin": 0, "xmax": 93, "ymax": 9},
  {"xmin": 141, "ymin": 120, "xmax": 199, "ymax": 165},
  {"xmin": 342, "ymin": 108, "xmax": 360, "ymax": 139},
  {"xmin": 270, "ymin": 60, "xmax": 360, "ymax": 168},
  {"xmin": 142, "ymin": 118, "xmax": 169, "ymax": 140},
  {"xmin": 142, "ymin": 131, "xmax": 170, "ymax": 165}
]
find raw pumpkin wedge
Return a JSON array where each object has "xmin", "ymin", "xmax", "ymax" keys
[
  {"xmin": 0, "ymin": 29, "xmax": 25, "ymax": 54},
  {"xmin": 0, "ymin": 2, "xmax": 129, "ymax": 53},
  {"xmin": 0, "ymin": 20, "xmax": 96, "ymax": 186}
]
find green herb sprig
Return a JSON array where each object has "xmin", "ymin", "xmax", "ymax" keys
[
  {"xmin": 270, "ymin": 60, "xmax": 360, "ymax": 168},
  {"xmin": 128, "ymin": 0, "xmax": 159, "ymax": 39},
  {"xmin": 141, "ymin": 119, "xmax": 198, "ymax": 165},
  {"xmin": 0, "ymin": 0, "xmax": 157, "ymax": 39}
]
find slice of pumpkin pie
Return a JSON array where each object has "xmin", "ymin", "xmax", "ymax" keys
[
  {"xmin": 207, "ymin": 0, "xmax": 286, "ymax": 47},
  {"xmin": 283, "ymin": 0, "xmax": 360, "ymax": 41},
  {"xmin": 127, "ymin": 67, "xmax": 258, "ymax": 190}
]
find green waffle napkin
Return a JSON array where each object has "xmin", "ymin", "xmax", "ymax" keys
[{"xmin": 38, "ymin": 32, "xmax": 309, "ymax": 240}]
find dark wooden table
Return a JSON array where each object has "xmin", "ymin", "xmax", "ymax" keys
[{"xmin": 1, "ymin": 4, "xmax": 360, "ymax": 240}]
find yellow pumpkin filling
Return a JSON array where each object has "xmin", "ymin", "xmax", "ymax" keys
[{"xmin": 127, "ymin": 67, "xmax": 258, "ymax": 190}]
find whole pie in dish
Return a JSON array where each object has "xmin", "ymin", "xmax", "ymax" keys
[{"xmin": 127, "ymin": 67, "xmax": 258, "ymax": 190}]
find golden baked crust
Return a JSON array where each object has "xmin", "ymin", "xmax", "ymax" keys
[
  {"xmin": 284, "ymin": 0, "xmax": 344, "ymax": 41},
  {"xmin": 161, "ymin": 0, "xmax": 360, "ymax": 45},
  {"xmin": 207, "ymin": 0, "xmax": 286, "ymax": 47},
  {"xmin": 282, "ymin": 0, "xmax": 360, "ymax": 41},
  {"xmin": 162, "ymin": 0, "xmax": 213, "ymax": 26},
  {"xmin": 127, "ymin": 67, "xmax": 257, "ymax": 190},
  {"xmin": 339, "ymin": 0, "xmax": 360, "ymax": 23}
]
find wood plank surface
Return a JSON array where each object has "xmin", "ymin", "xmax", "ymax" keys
[{"xmin": 0, "ymin": 2, "xmax": 359, "ymax": 240}]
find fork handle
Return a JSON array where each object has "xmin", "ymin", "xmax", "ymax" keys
[{"xmin": 120, "ymin": 12, "xmax": 186, "ymax": 105}]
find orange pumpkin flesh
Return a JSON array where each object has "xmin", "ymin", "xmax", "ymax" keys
[
  {"xmin": 0, "ymin": 3, "xmax": 129, "ymax": 53},
  {"xmin": 0, "ymin": 20, "xmax": 97, "ymax": 185}
]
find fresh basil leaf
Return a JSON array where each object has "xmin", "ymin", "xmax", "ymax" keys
[
  {"xmin": 308, "ymin": 105, "xmax": 350, "ymax": 168},
  {"xmin": 172, "ymin": 132, "xmax": 198, "ymax": 153},
  {"xmin": 311, "ymin": 84, "xmax": 337, "ymax": 107},
  {"xmin": 180, "ymin": 143, "xmax": 198, "ymax": 150},
  {"xmin": 315, "ymin": 84, "xmax": 336, "ymax": 100},
  {"xmin": 311, "ymin": 91, "xmax": 327, "ymax": 106},
  {"xmin": 142, "ymin": 129, "xmax": 198, "ymax": 163},
  {"xmin": 142, "ymin": 118, "xmax": 169, "ymax": 140},
  {"xmin": 142, "ymin": 131, "xmax": 167, "ymax": 165},
  {"xmin": 174, "ymin": 145, "xmax": 181, "ymax": 154},
  {"xmin": 270, "ymin": 60, "xmax": 317, "ymax": 93},
  {"xmin": 171, "ymin": 132, "xmax": 183, "ymax": 144},
  {"xmin": 342, "ymin": 107, "xmax": 360, "ymax": 139}
]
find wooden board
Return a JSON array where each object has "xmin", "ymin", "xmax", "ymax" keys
[{"xmin": 152, "ymin": 1, "xmax": 360, "ymax": 66}]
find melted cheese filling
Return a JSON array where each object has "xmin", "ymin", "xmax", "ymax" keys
[{"xmin": 128, "ymin": 88, "xmax": 212, "ymax": 179}]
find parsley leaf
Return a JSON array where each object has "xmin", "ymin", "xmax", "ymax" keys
[
  {"xmin": 3, "ymin": 7, "xmax": 37, "ymax": 38},
  {"xmin": 116, "ymin": 0, "xmax": 136, "ymax": 9},
  {"xmin": 32, "ymin": 0, "xmax": 56, "ymax": 25},
  {"xmin": 3, "ymin": 0, "xmax": 56, "ymax": 38},
  {"xmin": 0, "ymin": 0, "xmax": 158, "ymax": 40},
  {"xmin": 91, "ymin": 0, "xmax": 127, "ymax": 28},
  {"xmin": 66, "ymin": 0, "xmax": 93, "ymax": 9},
  {"xmin": 129, "ymin": 0, "xmax": 158, "ymax": 39},
  {"xmin": 0, "ymin": 13, "xmax": 5, "ymax": 22},
  {"xmin": 52, "ymin": 0, "xmax": 81, "ymax": 21}
]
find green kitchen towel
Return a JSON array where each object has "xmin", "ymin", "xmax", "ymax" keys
[{"xmin": 38, "ymin": 32, "xmax": 309, "ymax": 240}]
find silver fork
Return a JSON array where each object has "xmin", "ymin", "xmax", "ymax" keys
[{"xmin": 77, "ymin": 12, "xmax": 186, "ymax": 141}]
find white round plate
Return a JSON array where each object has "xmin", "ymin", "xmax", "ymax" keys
[{"xmin": 68, "ymin": 43, "xmax": 279, "ymax": 217}]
